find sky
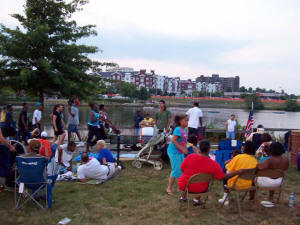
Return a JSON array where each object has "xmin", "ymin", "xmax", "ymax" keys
[{"xmin": 1, "ymin": 0, "xmax": 300, "ymax": 94}]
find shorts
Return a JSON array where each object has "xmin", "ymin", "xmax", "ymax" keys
[
  {"xmin": 226, "ymin": 131, "xmax": 235, "ymax": 139},
  {"xmin": 256, "ymin": 177, "xmax": 283, "ymax": 188},
  {"xmin": 54, "ymin": 129, "xmax": 64, "ymax": 136},
  {"xmin": 68, "ymin": 124, "xmax": 79, "ymax": 133},
  {"xmin": 167, "ymin": 149, "xmax": 184, "ymax": 178}
]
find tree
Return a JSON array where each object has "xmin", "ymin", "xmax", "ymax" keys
[
  {"xmin": 285, "ymin": 99, "xmax": 300, "ymax": 112},
  {"xmin": 244, "ymin": 94, "xmax": 264, "ymax": 110},
  {"xmin": 239, "ymin": 86, "xmax": 247, "ymax": 92},
  {"xmin": 0, "ymin": 0, "xmax": 114, "ymax": 105},
  {"xmin": 138, "ymin": 87, "xmax": 150, "ymax": 100}
]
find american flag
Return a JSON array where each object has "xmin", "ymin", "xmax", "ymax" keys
[{"xmin": 244, "ymin": 102, "xmax": 254, "ymax": 138}]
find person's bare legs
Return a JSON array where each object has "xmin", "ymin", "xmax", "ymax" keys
[
  {"xmin": 75, "ymin": 131, "xmax": 82, "ymax": 142},
  {"xmin": 58, "ymin": 132, "xmax": 66, "ymax": 145},
  {"xmin": 68, "ymin": 131, "xmax": 71, "ymax": 143},
  {"xmin": 166, "ymin": 176, "xmax": 175, "ymax": 195},
  {"xmin": 52, "ymin": 135, "xmax": 58, "ymax": 145},
  {"xmin": 269, "ymin": 191, "xmax": 274, "ymax": 202}
]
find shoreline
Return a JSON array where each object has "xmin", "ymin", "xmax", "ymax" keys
[{"xmin": 3, "ymin": 98, "xmax": 289, "ymax": 111}]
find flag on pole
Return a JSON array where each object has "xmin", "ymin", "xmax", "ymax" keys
[{"xmin": 244, "ymin": 102, "xmax": 254, "ymax": 138}]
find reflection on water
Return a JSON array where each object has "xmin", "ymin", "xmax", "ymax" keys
[{"xmin": 11, "ymin": 105, "xmax": 300, "ymax": 136}]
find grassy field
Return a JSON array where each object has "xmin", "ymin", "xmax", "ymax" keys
[{"xmin": 1, "ymin": 161, "xmax": 300, "ymax": 225}]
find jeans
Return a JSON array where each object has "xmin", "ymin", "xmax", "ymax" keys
[
  {"xmin": 226, "ymin": 131, "xmax": 235, "ymax": 139},
  {"xmin": 135, "ymin": 128, "xmax": 140, "ymax": 136},
  {"xmin": 188, "ymin": 127, "xmax": 199, "ymax": 137}
]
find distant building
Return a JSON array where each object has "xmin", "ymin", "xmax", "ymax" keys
[
  {"xmin": 134, "ymin": 70, "xmax": 156, "ymax": 91},
  {"xmin": 196, "ymin": 74, "xmax": 240, "ymax": 92},
  {"xmin": 180, "ymin": 79, "xmax": 196, "ymax": 95}
]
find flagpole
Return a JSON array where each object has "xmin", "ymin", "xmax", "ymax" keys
[{"xmin": 251, "ymin": 101, "xmax": 254, "ymax": 132}]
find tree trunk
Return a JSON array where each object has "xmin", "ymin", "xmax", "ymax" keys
[{"xmin": 39, "ymin": 90, "xmax": 45, "ymax": 130}]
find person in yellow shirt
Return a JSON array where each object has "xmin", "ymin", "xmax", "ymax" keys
[
  {"xmin": 143, "ymin": 113, "xmax": 153, "ymax": 125},
  {"xmin": 219, "ymin": 141, "xmax": 258, "ymax": 204},
  {"xmin": 0, "ymin": 106, "xmax": 6, "ymax": 128}
]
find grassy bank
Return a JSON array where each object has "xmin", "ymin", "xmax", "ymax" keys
[
  {"xmin": 1, "ymin": 161, "xmax": 300, "ymax": 225},
  {"xmin": 3, "ymin": 97, "xmax": 288, "ymax": 111}
]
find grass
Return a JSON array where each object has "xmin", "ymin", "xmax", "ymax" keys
[{"xmin": 1, "ymin": 161, "xmax": 300, "ymax": 225}]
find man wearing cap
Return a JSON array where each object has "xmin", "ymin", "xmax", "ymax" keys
[{"xmin": 32, "ymin": 102, "xmax": 43, "ymax": 129}]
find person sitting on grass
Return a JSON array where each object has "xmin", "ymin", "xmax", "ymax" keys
[
  {"xmin": 256, "ymin": 142, "xmax": 289, "ymax": 202},
  {"xmin": 219, "ymin": 141, "xmax": 258, "ymax": 205},
  {"xmin": 96, "ymin": 140, "xmax": 115, "ymax": 165},
  {"xmin": 38, "ymin": 131, "xmax": 52, "ymax": 160},
  {"xmin": 54, "ymin": 141, "xmax": 76, "ymax": 173},
  {"xmin": 78, "ymin": 152, "xmax": 120, "ymax": 183},
  {"xmin": 178, "ymin": 140, "xmax": 243, "ymax": 205}
]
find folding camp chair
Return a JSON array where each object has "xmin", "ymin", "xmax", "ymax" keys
[
  {"xmin": 254, "ymin": 169, "xmax": 285, "ymax": 204},
  {"xmin": 180, "ymin": 173, "xmax": 216, "ymax": 214},
  {"xmin": 222, "ymin": 168, "xmax": 256, "ymax": 215},
  {"xmin": 14, "ymin": 156, "xmax": 48, "ymax": 210}
]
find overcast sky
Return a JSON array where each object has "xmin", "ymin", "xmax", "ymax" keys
[{"xmin": 1, "ymin": 0, "xmax": 300, "ymax": 94}]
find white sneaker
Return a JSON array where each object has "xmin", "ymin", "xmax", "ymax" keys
[
  {"xmin": 77, "ymin": 142, "xmax": 85, "ymax": 147},
  {"xmin": 218, "ymin": 198, "xmax": 229, "ymax": 206}
]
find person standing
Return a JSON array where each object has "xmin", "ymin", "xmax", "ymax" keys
[
  {"xmin": 226, "ymin": 114, "xmax": 237, "ymax": 140},
  {"xmin": 134, "ymin": 110, "xmax": 144, "ymax": 136},
  {"xmin": 166, "ymin": 114, "xmax": 188, "ymax": 195},
  {"xmin": 32, "ymin": 102, "xmax": 43, "ymax": 129},
  {"xmin": 98, "ymin": 104, "xmax": 108, "ymax": 140},
  {"xmin": 0, "ymin": 106, "xmax": 6, "ymax": 129},
  {"xmin": 2, "ymin": 104, "xmax": 16, "ymax": 139},
  {"xmin": 52, "ymin": 104, "xmax": 66, "ymax": 145},
  {"xmin": 154, "ymin": 100, "xmax": 172, "ymax": 133},
  {"xmin": 17, "ymin": 103, "xmax": 30, "ymax": 144},
  {"xmin": 67, "ymin": 99, "xmax": 83, "ymax": 146},
  {"xmin": 86, "ymin": 103, "xmax": 101, "ymax": 151},
  {"xmin": 186, "ymin": 102, "xmax": 203, "ymax": 137}
]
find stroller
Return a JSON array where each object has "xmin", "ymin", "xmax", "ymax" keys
[{"xmin": 132, "ymin": 128, "xmax": 171, "ymax": 170}]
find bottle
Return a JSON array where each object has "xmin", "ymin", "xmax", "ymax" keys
[{"xmin": 289, "ymin": 192, "xmax": 294, "ymax": 208}]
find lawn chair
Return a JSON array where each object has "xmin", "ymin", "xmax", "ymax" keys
[
  {"xmin": 14, "ymin": 156, "xmax": 48, "ymax": 210},
  {"xmin": 181, "ymin": 173, "xmax": 216, "ymax": 214},
  {"xmin": 254, "ymin": 169, "xmax": 285, "ymax": 204},
  {"xmin": 222, "ymin": 168, "xmax": 256, "ymax": 215}
]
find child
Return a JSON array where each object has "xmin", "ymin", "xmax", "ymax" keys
[
  {"xmin": 186, "ymin": 134, "xmax": 198, "ymax": 157},
  {"xmin": 166, "ymin": 114, "xmax": 188, "ymax": 195}
]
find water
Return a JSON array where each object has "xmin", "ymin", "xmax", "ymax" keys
[{"xmin": 9, "ymin": 105, "xmax": 300, "ymax": 136}]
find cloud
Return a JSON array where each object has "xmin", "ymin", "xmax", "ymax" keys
[{"xmin": 1, "ymin": 0, "xmax": 300, "ymax": 94}]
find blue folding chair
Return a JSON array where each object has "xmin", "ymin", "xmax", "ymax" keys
[{"xmin": 14, "ymin": 156, "xmax": 48, "ymax": 210}]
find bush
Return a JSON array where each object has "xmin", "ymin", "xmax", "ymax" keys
[
  {"xmin": 285, "ymin": 99, "xmax": 300, "ymax": 111},
  {"xmin": 244, "ymin": 94, "xmax": 264, "ymax": 110}
]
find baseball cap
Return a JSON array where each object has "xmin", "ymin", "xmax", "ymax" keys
[
  {"xmin": 35, "ymin": 102, "xmax": 41, "ymax": 107},
  {"xmin": 41, "ymin": 131, "xmax": 48, "ymax": 138}
]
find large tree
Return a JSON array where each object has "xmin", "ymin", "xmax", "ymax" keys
[{"xmin": 0, "ymin": 0, "xmax": 114, "ymax": 104}]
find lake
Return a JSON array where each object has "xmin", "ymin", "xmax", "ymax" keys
[{"xmin": 9, "ymin": 105, "xmax": 300, "ymax": 137}]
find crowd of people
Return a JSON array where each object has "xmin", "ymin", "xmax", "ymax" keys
[
  {"xmin": 0, "ymin": 98, "xmax": 291, "ymax": 208},
  {"xmin": 163, "ymin": 108, "xmax": 289, "ymax": 205}
]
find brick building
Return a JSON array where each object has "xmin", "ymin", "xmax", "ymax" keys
[{"xmin": 196, "ymin": 74, "xmax": 240, "ymax": 92}]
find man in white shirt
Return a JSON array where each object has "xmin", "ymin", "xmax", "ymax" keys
[
  {"xmin": 225, "ymin": 114, "xmax": 237, "ymax": 140},
  {"xmin": 55, "ymin": 141, "xmax": 76, "ymax": 172},
  {"xmin": 186, "ymin": 102, "xmax": 203, "ymax": 136},
  {"xmin": 32, "ymin": 102, "xmax": 43, "ymax": 129},
  {"xmin": 77, "ymin": 152, "xmax": 119, "ymax": 182}
]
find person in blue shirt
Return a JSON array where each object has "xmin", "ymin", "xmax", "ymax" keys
[
  {"xmin": 166, "ymin": 114, "xmax": 188, "ymax": 196},
  {"xmin": 134, "ymin": 110, "xmax": 144, "ymax": 136},
  {"xmin": 96, "ymin": 140, "xmax": 115, "ymax": 165}
]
